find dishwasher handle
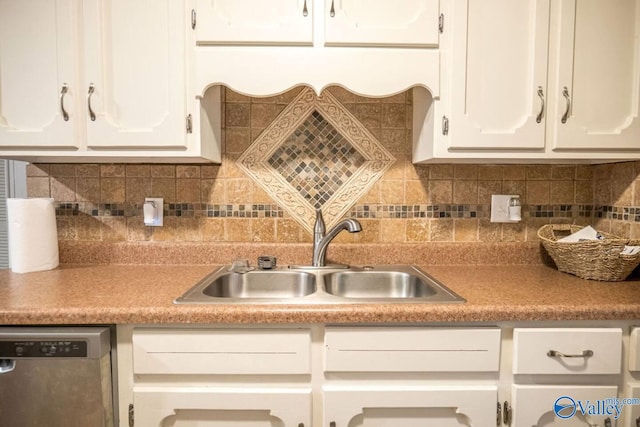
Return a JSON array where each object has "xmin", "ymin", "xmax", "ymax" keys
[{"xmin": 0, "ymin": 359, "xmax": 16, "ymax": 374}]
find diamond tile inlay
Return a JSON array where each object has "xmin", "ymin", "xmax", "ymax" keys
[
  {"xmin": 238, "ymin": 88, "xmax": 395, "ymax": 234},
  {"xmin": 268, "ymin": 111, "xmax": 366, "ymax": 210}
]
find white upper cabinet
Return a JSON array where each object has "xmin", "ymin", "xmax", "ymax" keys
[
  {"xmin": 417, "ymin": 0, "xmax": 640, "ymax": 162},
  {"xmin": 193, "ymin": 0, "xmax": 441, "ymax": 97},
  {"xmin": 550, "ymin": 0, "xmax": 640, "ymax": 151},
  {"xmin": 444, "ymin": 0, "xmax": 550, "ymax": 151},
  {"xmin": 195, "ymin": 0, "xmax": 312, "ymax": 45},
  {"xmin": 82, "ymin": 0, "xmax": 188, "ymax": 150},
  {"xmin": 0, "ymin": 0, "xmax": 79, "ymax": 149},
  {"xmin": 324, "ymin": 0, "xmax": 440, "ymax": 47},
  {"xmin": 0, "ymin": 0, "xmax": 221, "ymax": 163}
]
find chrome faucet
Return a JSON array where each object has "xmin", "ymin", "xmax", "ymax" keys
[{"xmin": 312, "ymin": 209, "xmax": 362, "ymax": 267}]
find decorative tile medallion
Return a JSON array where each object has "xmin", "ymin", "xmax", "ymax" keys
[{"xmin": 238, "ymin": 87, "xmax": 395, "ymax": 234}]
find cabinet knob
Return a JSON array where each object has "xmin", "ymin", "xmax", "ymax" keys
[
  {"xmin": 330, "ymin": 0, "xmax": 335, "ymax": 17},
  {"xmin": 303, "ymin": 0, "xmax": 308, "ymax": 17}
]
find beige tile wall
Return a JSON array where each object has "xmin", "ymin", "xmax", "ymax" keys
[{"xmin": 26, "ymin": 87, "xmax": 640, "ymax": 243}]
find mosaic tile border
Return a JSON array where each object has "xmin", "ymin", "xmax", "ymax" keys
[
  {"xmin": 55, "ymin": 203, "xmax": 284, "ymax": 218},
  {"xmin": 594, "ymin": 205, "xmax": 640, "ymax": 221},
  {"xmin": 237, "ymin": 87, "xmax": 395, "ymax": 234},
  {"xmin": 56, "ymin": 202, "xmax": 640, "ymax": 222}
]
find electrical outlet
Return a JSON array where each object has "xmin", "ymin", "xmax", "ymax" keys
[{"xmin": 490, "ymin": 194, "xmax": 520, "ymax": 223}]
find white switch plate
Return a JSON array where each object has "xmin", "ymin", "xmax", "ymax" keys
[{"xmin": 490, "ymin": 194, "xmax": 518, "ymax": 223}]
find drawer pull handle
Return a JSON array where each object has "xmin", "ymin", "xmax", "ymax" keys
[
  {"xmin": 547, "ymin": 349, "xmax": 594, "ymax": 358},
  {"xmin": 561, "ymin": 86, "xmax": 571, "ymax": 123},
  {"xmin": 88, "ymin": 83, "xmax": 96, "ymax": 121},
  {"xmin": 536, "ymin": 86, "xmax": 544, "ymax": 123},
  {"xmin": 60, "ymin": 83, "xmax": 70, "ymax": 121}
]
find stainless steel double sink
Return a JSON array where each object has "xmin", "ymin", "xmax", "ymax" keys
[{"xmin": 175, "ymin": 265, "xmax": 464, "ymax": 304}]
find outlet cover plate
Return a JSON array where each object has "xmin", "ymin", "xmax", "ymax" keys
[
  {"xmin": 144, "ymin": 197, "xmax": 163, "ymax": 226},
  {"xmin": 490, "ymin": 194, "xmax": 518, "ymax": 223}
]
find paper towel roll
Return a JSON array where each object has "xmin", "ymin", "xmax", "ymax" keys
[{"xmin": 7, "ymin": 198, "xmax": 59, "ymax": 273}]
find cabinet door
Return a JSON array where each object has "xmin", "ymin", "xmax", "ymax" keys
[
  {"xmin": 195, "ymin": 0, "xmax": 312, "ymax": 45},
  {"xmin": 512, "ymin": 385, "xmax": 618, "ymax": 426},
  {"xmin": 324, "ymin": 386, "xmax": 497, "ymax": 427},
  {"xmin": 324, "ymin": 0, "xmax": 440, "ymax": 47},
  {"xmin": 0, "ymin": 0, "xmax": 79, "ymax": 149},
  {"xmin": 134, "ymin": 387, "xmax": 311, "ymax": 427},
  {"xmin": 444, "ymin": 0, "xmax": 550, "ymax": 150},
  {"xmin": 550, "ymin": 0, "xmax": 640, "ymax": 151},
  {"xmin": 82, "ymin": 0, "xmax": 188, "ymax": 149},
  {"xmin": 624, "ymin": 384, "xmax": 640, "ymax": 427}
]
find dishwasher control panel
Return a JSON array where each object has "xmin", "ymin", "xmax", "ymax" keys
[{"xmin": 0, "ymin": 340, "xmax": 88, "ymax": 358}]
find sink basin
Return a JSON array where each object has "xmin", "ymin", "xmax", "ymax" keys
[
  {"xmin": 323, "ymin": 266, "xmax": 464, "ymax": 302},
  {"xmin": 175, "ymin": 268, "xmax": 316, "ymax": 302},
  {"xmin": 324, "ymin": 270, "xmax": 436, "ymax": 298},
  {"xmin": 175, "ymin": 265, "xmax": 464, "ymax": 304}
]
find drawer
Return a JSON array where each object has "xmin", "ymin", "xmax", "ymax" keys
[
  {"xmin": 324, "ymin": 327, "xmax": 501, "ymax": 372},
  {"xmin": 630, "ymin": 327, "xmax": 640, "ymax": 371},
  {"xmin": 133, "ymin": 328, "xmax": 311, "ymax": 375},
  {"xmin": 513, "ymin": 328, "xmax": 622, "ymax": 375}
]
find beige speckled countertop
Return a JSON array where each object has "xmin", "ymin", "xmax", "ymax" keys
[{"xmin": 0, "ymin": 263, "xmax": 639, "ymax": 324}]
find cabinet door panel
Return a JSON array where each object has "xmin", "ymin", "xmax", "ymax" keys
[
  {"xmin": 512, "ymin": 385, "xmax": 618, "ymax": 426},
  {"xmin": 83, "ymin": 0, "xmax": 187, "ymax": 149},
  {"xmin": 195, "ymin": 0, "xmax": 312, "ymax": 45},
  {"xmin": 552, "ymin": 0, "xmax": 640, "ymax": 150},
  {"xmin": 135, "ymin": 387, "xmax": 311, "ymax": 427},
  {"xmin": 445, "ymin": 0, "xmax": 549, "ymax": 150},
  {"xmin": 0, "ymin": 0, "xmax": 79, "ymax": 148},
  {"xmin": 624, "ymin": 384, "xmax": 640, "ymax": 427},
  {"xmin": 324, "ymin": 386, "xmax": 497, "ymax": 427},
  {"xmin": 325, "ymin": 0, "xmax": 439, "ymax": 47}
]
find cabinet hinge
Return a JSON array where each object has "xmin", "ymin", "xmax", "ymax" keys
[
  {"xmin": 128, "ymin": 403, "xmax": 134, "ymax": 427},
  {"xmin": 496, "ymin": 402, "xmax": 501, "ymax": 426},
  {"xmin": 186, "ymin": 114, "xmax": 193, "ymax": 134},
  {"xmin": 439, "ymin": 13, "xmax": 444, "ymax": 33},
  {"xmin": 442, "ymin": 116, "xmax": 449, "ymax": 136},
  {"xmin": 191, "ymin": 9, "xmax": 196, "ymax": 30},
  {"xmin": 503, "ymin": 400, "xmax": 512, "ymax": 426}
]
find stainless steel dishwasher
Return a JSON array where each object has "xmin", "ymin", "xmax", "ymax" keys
[{"xmin": 0, "ymin": 327, "xmax": 115, "ymax": 427}]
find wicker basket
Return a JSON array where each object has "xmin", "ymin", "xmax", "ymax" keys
[{"xmin": 537, "ymin": 224, "xmax": 640, "ymax": 281}]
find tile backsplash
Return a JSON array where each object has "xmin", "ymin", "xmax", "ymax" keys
[{"xmin": 26, "ymin": 87, "xmax": 640, "ymax": 244}]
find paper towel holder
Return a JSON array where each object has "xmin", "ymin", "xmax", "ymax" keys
[{"xmin": 143, "ymin": 197, "xmax": 163, "ymax": 226}]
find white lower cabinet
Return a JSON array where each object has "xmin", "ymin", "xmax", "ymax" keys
[
  {"xmin": 626, "ymin": 328, "xmax": 640, "ymax": 427},
  {"xmin": 120, "ymin": 324, "xmax": 637, "ymax": 427},
  {"xmin": 625, "ymin": 384, "xmax": 640, "ymax": 427},
  {"xmin": 511, "ymin": 328, "xmax": 623, "ymax": 427},
  {"xmin": 323, "ymin": 326, "xmax": 500, "ymax": 427},
  {"xmin": 130, "ymin": 328, "xmax": 312, "ymax": 426}
]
